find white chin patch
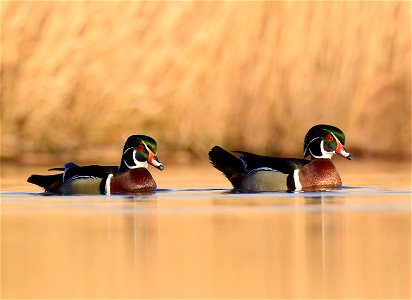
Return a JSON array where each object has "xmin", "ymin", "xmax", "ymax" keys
[
  {"xmin": 124, "ymin": 154, "xmax": 149, "ymax": 169},
  {"xmin": 125, "ymin": 161, "xmax": 148, "ymax": 169},
  {"xmin": 310, "ymin": 140, "xmax": 334, "ymax": 159}
]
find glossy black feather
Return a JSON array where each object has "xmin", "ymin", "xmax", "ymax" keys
[
  {"xmin": 27, "ymin": 173, "xmax": 63, "ymax": 193},
  {"xmin": 208, "ymin": 146, "xmax": 245, "ymax": 187},
  {"xmin": 63, "ymin": 165, "xmax": 119, "ymax": 181},
  {"xmin": 28, "ymin": 164, "xmax": 119, "ymax": 193},
  {"xmin": 234, "ymin": 151, "xmax": 310, "ymax": 174}
]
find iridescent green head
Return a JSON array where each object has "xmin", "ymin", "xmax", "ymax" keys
[
  {"xmin": 120, "ymin": 135, "xmax": 164, "ymax": 172},
  {"xmin": 303, "ymin": 125, "xmax": 352, "ymax": 160}
]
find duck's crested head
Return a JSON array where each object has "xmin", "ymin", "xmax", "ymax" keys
[
  {"xmin": 120, "ymin": 135, "xmax": 164, "ymax": 171},
  {"xmin": 303, "ymin": 124, "xmax": 352, "ymax": 160}
]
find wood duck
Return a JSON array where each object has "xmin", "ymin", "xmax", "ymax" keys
[
  {"xmin": 209, "ymin": 124, "xmax": 352, "ymax": 192},
  {"xmin": 27, "ymin": 135, "xmax": 164, "ymax": 195}
]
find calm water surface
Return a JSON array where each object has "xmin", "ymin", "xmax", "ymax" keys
[{"xmin": 1, "ymin": 161, "xmax": 411, "ymax": 299}]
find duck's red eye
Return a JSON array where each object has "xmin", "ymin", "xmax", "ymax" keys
[
  {"xmin": 326, "ymin": 134, "xmax": 334, "ymax": 142},
  {"xmin": 137, "ymin": 145, "xmax": 145, "ymax": 152}
]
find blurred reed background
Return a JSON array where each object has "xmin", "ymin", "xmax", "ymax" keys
[{"xmin": 1, "ymin": 1, "xmax": 410, "ymax": 164}]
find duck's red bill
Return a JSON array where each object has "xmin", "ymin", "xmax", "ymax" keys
[
  {"xmin": 148, "ymin": 151, "xmax": 165, "ymax": 170},
  {"xmin": 335, "ymin": 143, "xmax": 352, "ymax": 160}
]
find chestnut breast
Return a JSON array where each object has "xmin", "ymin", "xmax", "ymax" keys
[
  {"xmin": 298, "ymin": 159, "xmax": 342, "ymax": 190},
  {"xmin": 110, "ymin": 168, "xmax": 157, "ymax": 194}
]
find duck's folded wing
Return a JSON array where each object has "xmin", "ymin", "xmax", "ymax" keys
[
  {"xmin": 48, "ymin": 162, "xmax": 80, "ymax": 172},
  {"xmin": 63, "ymin": 165, "xmax": 118, "ymax": 182},
  {"xmin": 235, "ymin": 151, "xmax": 310, "ymax": 174}
]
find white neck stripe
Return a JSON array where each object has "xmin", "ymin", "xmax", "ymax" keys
[
  {"xmin": 123, "ymin": 141, "xmax": 151, "ymax": 154},
  {"xmin": 124, "ymin": 159, "xmax": 148, "ymax": 169}
]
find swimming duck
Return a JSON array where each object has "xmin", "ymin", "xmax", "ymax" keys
[
  {"xmin": 27, "ymin": 135, "xmax": 164, "ymax": 195},
  {"xmin": 209, "ymin": 124, "xmax": 352, "ymax": 192}
]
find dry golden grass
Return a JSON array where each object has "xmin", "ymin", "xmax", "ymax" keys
[{"xmin": 1, "ymin": 1, "xmax": 411, "ymax": 163}]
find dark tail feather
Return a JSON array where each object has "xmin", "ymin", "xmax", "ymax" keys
[
  {"xmin": 208, "ymin": 146, "xmax": 245, "ymax": 188},
  {"xmin": 27, "ymin": 174, "xmax": 63, "ymax": 193}
]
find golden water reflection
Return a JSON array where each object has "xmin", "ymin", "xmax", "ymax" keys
[{"xmin": 1, "ymin": 162, "xmax": 411, "ymax": 298}]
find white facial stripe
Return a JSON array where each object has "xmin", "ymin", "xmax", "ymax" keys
[
  {"xmin": 309, "ymin": 147, "xmax": 321, "ymax": 159},
  {"xmin": 307, "ymin": 130, "xmax": 346, "ymax": 159},
  {"xmin": 123, "ymin": 147, "xmax": 149, "ymax": 169},
  {"xmin": 142, "ymin": 141, "xmax": 150, "ymax": 152},
  {"xmin": 123, "ymin": 143, "xmax": 152, "ymax": 155},
  {"xmin": 329, "ymin": 131, "xmax": 351, "ymax": 157},
  {"xmin": 330, "ymin": 132, "xmax": 343, "ymax": 145},
  {"xmin": 304, "ymin": 137, "xmax": 320, "ymax": 157},
  {"xmin": 140, "ymin": 140, "xmax": 158, "ymax": 156},
  {"xmin": 132, "ymin": 149, "xmax": 140, "ymax": 166},
  {"xmin": 310, "ymin": 140, "xmax": 334, "ymax": 159},
  {"xmin": 320, "ymin": 140, "xmax": 335, "ymax": 158},
  {"xmin": 124, "ymin": 158, "xmax": 148, "ymax": 169},
  {"xmin": 123, "ymin": 147, "xmax": 134, "ymax": 155}
]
